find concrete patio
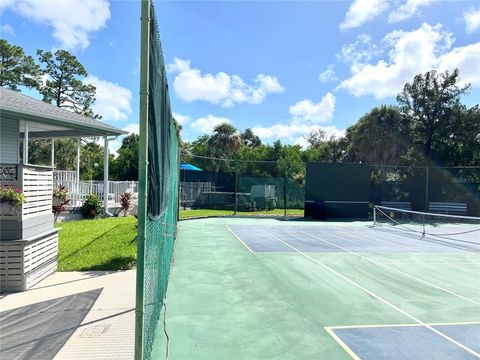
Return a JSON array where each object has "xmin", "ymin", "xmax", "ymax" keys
[{"xmin": 0, "ymin": 270, "xmax": 135, "ymax": 360}]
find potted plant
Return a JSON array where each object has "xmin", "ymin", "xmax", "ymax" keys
[
  {"xmin": 53, "ymin": 185, "xmax": 69, "ymax": 207},
  {"xmin": 120, "ymin": 191, "xmax": 132, "ymax": 216},
  {"xmin": 52, "ymin": 185, "xmax": 70, "ymax": 222},
  {"xmin": 0, "ymin": 185, "xmax": 26, "ymax": 215},
  {"xmin": 80, "ymin": 194, "xmax": 103, "ymax": 219}
]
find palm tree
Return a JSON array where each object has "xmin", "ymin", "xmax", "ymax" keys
[
  {"xmin": 208, "ymin": 123, "xmax": 242, "ymax": 158},
  {"xmin": 208, "ymin": 123, "xmax": 242, "ymax": 172}
]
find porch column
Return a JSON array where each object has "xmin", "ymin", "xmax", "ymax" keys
[
  {"xmin": 76, "ymin": 138, "xmax": 81, "ymax": 203},
  {"xmin": 23, "ymin": 122, "xmax": 29, "ymax": 164},
  {"xmin": 103, "ymin": 136, "xmax": 109, "ymax": 215},
  {"xmin": 51, "ymin": 138, "xmax": 55, "ymax": 168},
  {"xmin": 76, "ymin": 138, "xmax": 80, "ymax": 182}
]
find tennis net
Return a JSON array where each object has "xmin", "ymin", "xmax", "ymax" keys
[{"xmin": 373, "ymin": 205, "xmax": 480, "ymax": 242}]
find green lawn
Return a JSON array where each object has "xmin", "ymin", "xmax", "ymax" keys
[
  {"xmin": 56, "ymin": 209, "xmax": 304, "ymax": 271},
  {"xmin": 179, "ymin": 208, "xmax": 304, "ymax": 218},
  {"xmin": 57, "ymin": 216, "xmax": 137, "ymax": 271}
]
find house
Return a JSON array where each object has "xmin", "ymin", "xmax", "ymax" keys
[{"xmin": 0, "ymin": 87, "xmax": 127, "ymax": 292}]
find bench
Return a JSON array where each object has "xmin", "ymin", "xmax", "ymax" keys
[
  {"xmin": 429, "ymin": 202, "xmax": 467, "ymax": 216},
  {"xmin": 380, "ymin": 201, "xmax": 412, "ymax": 211}
]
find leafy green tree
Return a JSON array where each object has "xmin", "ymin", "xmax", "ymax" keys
[
  {"xmin": 37, "ymin": 49, "xmax": 100, "ymax": 119},
  {"xmin": 304, "ymin": 129, "xmax": 327, "ymax": 148},
  {"xmin": 112, "ymin": 134, "xmax": 139, "ymax": 181},
  {"xmin": 432, "ymin": 104, "xmax": 480, "ymax": 166},
  {"xmin": 345, "ymin": 106, "xmax": 411, "ymax": 165},
  {"xmin": 80, "ymin": 141, "xmax": 104, "ymax": 180},
  {"xmin": 0, "ymin": 39, "xmax": 41, "ymax": 90},
  {"xmin": 241, "ymin": 128, "xmax": 262, "ymax": 148},
  {"xmin": 317, "ymin": 137, "xmax": 347, "ymax": 163},
  {"xmin": 397, "ymin": 69, "xmax": 470, "ymax": 160}
]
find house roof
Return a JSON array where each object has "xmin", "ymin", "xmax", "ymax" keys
[{"xmin": 0, "ymin": 87, "xmax": 127, "ymax": 138}]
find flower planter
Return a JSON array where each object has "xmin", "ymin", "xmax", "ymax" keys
[
  {"xmin": 52, "ymin": 196, "xmax": 65, "ymax": 207},
  {"xmin": 0, "ymin": 201, "xmax": 21, "ymax": 217}
]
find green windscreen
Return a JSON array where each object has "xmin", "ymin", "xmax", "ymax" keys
[{"xmin": 136, "ymin": 1, "xmax": 179, "ymax": 359}]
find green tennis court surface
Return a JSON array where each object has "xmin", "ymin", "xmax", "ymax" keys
[{"xmin": 154, "ymin": 217, "xmax": 480, "ymax": 359}]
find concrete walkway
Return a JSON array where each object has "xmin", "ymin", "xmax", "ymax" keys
[{"xmin": 0, "ymin": 270, "xmax": 135, "ymax": 360}]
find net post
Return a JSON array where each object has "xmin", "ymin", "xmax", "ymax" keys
[
  {"xmin": 234, "ymin": 159, "xmax": 238, "ymax": 215},
  {"xmin": 373, "ymin": 205, "xmax": 376, "ymax": 226},
  {"xmin": 284, "ymin": 169, "xmax": 287, "ymax": 217},
  {"xmin": 135, "ymin": 1, "xmax": 150, "ymax": 359}
]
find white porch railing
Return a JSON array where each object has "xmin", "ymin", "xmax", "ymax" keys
[{"xmin": 53, "ymin": 173, "xmax": 138, "ymax": 207}]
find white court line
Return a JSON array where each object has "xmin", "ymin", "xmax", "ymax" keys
[
  {"xmin": 328, "ymin": 321, "xmax": 480, "ymax": 330},
  {"xmin": 300, "ymin": 231, "xmax": 480, "ymax": 306},
  {"xmin": 264, "ymin": 230, "xmax": 480, "ymax": 359},
  {"xmin": 225, "ymin": 225, "xmax": 253, "ymax": 253},
  {"xmin": 324, "ymin": 327, "xmax": 361, "ymax": 360}
]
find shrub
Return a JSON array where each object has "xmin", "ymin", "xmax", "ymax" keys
[
  {"xmin": 120, "ymin": 192, "xmax": 132, "ymax": 216},
  {"xmin": 80, "ymin": 194, "xmax": 103, "ymax": 219}
]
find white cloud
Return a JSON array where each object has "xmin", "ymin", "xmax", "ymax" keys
[
  {"xmin": 252, "ymin": 124, "xmax": 345, "ymax": 147},
  {"xmin": 289, "ymin": 93, "xmax": 335, "ymax": 123},
  {"xmin": 86, "ymin": 76, "xmax": 132, "ymax": 121},
  {"xmin": 1, "ymin": 0, "xmax": 110, "ymax": 50},
  {"xmin": 168, "ymin": 58, "xmax": 284, "ymax": 107},
  {"xmin": 340, "ymin": 0, "xmax": 390, "ymax": 30},
  {"xmin": 123, "ymin": 123, "xmax": 139, "ymax": 134},
  {"xmin": 251, "ymin": 92, "xmax": 340, "ymax": 146},
  {"xmin": 464, "ymin": 7, "xmax": 480, "ymax": 34},
  {"xmin": 191, "ymin": 114, "xmax": 231, "ymax": 134},
  {"xmin": 388, "ymin": 0, "xmax": 436, "ymax": 23},
  {"xmin": 337, "ymin": 34, "xmax": 383, "ymax": 73},
  {"xmin": 166, "ymin": 58, "xmax": 191, "ymax": 73},
  {"xmin": 318, "ymin": 64, "xmax": 338, "ymax": 83},
  {"xmin": 337, "ymin": 23, "xmax": 480, "ymax": 99},
  {"xmin": 1, "ymin": 24, "xmax": 14, "ymax": 36},
  {"xmin": 172, "ymin": 112, "xmax": 190, "ymax": 125},
  {"xmin": 437, "ymin": 42, "xmax": 480, "ymax": 87}
]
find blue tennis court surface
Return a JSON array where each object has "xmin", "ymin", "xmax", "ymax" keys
[
  {"xmin": 228, "ymin": 225, "xmax": 480, "ymax": 253},
  {"xmin": 329, "ymin": 323, "xmax": 480, "ymax": 360}
]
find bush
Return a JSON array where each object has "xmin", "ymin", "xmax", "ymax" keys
[{"xmin": 80, "ymin": 194, "xmax": 103, "ymax": 219}]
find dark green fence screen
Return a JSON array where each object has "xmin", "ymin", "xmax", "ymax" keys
[
  {"xmin": 136, "ymin": 2, "xmax": 179, "ymax": 359},
  {"xmin": 179, "ymin": 155, "xmax": 305, "ymax": 215}
]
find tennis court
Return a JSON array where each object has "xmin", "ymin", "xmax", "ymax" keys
[{"xmin": 155, "ymin": 210, "xmax": 480, "ymax": 359}]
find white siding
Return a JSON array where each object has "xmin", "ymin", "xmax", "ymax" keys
[{"xmin": 0, "ymin": 117, "xmax": 19, "ymax": 163}]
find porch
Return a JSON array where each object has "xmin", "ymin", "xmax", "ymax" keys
[{"xmin": 0, "ymin": 87, "xmax": 126, "ymax": 292}]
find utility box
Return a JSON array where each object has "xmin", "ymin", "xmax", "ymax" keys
[{"xmin": 251, "ymin": 185, "xmax": 276, "ymax": 210}]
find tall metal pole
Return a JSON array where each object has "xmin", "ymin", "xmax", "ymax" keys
[
  {"xmin": 51, "ymin": 138, "xmax": 55, "ymax": 168},
  {"xmin": 425, "ymin": 162, "xmax": 429, "ymax": 212},
  {"xmin": 234, "ymin": 159, "xmax": 238, "ymax": 215},
  {"xmin": 135, "ymin": 1, "xmax": 150, "ymax": 359},
  {"xmin": 423, "ymin": 161, "xmax": 429, "ymax": 236},
  {"xmin": 284, "ymin": 169, "xmax": 287, "ymax": 217}
]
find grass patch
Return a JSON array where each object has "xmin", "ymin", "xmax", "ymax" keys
[
  {"xmin": 57, "ymin": 216, "xmax": 137, "ymax": 271},
  {"xmin": 57, "ymin": 209, "xmax": 304, "ymax": 270},
  {"xmin": 179, "ymin": 208, "xmax": 304, "ymax": 218}
]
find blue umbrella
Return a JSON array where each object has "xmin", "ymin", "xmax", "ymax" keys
[{"xmin": 180, "ymin": 163, "xmax": 202, "ymax": 171}]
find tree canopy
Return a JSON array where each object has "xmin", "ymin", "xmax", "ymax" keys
[{"xmin": 0, "ymin": 39, "xmax": 41, "ymax": 90}]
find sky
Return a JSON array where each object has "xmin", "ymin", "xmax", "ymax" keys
[{"xmin": 1, "ymin": 0, "xmax": 479, "ymax": 151}]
